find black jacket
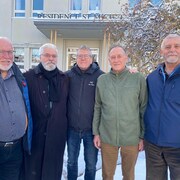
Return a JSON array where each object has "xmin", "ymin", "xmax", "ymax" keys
[
  {"xmin": 24, "ymin": 65, "xmax": 69, "ymax": 180},
  {"xmin": 66, "ymin": 62, "xmax": 104, "ymax": 131}
]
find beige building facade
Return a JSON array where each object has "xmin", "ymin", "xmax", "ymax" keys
[{"xmin": 0, "ymin": 0, "xmax": 176, "ymax": 71}]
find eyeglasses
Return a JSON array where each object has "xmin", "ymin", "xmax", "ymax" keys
[
  {"xmin": 77, "ymin": 54, "xmax": 91, "ymax": 59},
  {"xmin": 0, "ymin": 50, "xmax": 15, "ymax": 56},
  {"xmin": 41, "ymin": 53, "xmax": 57, "ymax": 58}
]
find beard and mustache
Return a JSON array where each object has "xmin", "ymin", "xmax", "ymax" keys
[
  {"xmin": 41, "ymin": 61, "xmax": 57, "ymax": 71},
  {"xmin": 165, "ymin": 54, "xmax": 180, "ymax": 64},
  {"xmin": 0, "ymin": 62, "xmax": 13, "ymax": 71}
]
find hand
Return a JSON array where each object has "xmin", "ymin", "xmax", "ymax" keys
[
  {"xmin": 129, "ymin": 67, "xmax": 138, "ymax": 74},
  {"xmin": 93, "ymin": 135, "xmax": 101, "ymax": 150},
  {"xmin": 138, "ymin": 139, "xmax": 144, "ymax": 151}
]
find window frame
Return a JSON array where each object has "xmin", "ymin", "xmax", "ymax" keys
[
  {"xmin": 31, "ymin": 48, "xmax": 40, "ymax": 68},
  {"xmin": 88, "ymin": 0, "xmax": 101, "ymax": 11},
  {"xmin": 31, "ymin": 0, "xmax": 44, "ymax": 17},
  {"xmin": 14, "ymin": 0, "xmax": 25, "ymax": 17},
  {"xmin": 14, "ymin": 47, "xmax": 25, "ymax": 71},
  {"xmin": 88, "ymin": 0, "xmax": 101, "ymax": 19}
]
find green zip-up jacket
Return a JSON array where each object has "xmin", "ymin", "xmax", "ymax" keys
[{"xmin": 93, "ymin": 68, "xmax": 147, "ymax": 146}]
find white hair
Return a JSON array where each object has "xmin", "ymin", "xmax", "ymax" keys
[
  {"xmin": 161, "ymin": 34, "xmax": 180, "ymax": 49},
  {"xmin": 39, "ymin": 43, "xmax": 58, "ymax": 55}
]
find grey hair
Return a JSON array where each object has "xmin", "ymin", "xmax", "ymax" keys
[
  {"xmin": 161, "ymin": 33, "xmax": 180, "ymax": 49},
  {"xmin": 108, "ymin": 43, "xmax": 127, "ymax": 55},
  {"xmin": 77, "ymin": 45, "xmax": 92, "ymax": 56},
  {"xmin": 39, "ymin": 43, "xmax": 58, "ymax": 55}
]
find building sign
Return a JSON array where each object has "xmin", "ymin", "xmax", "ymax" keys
[{"xmin": 37, "ymin": 13, "xmax": 123, "ymax": 20}]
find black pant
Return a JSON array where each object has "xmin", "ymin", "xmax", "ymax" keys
[
  {"xmin": 0, "ymin": 140, "xmax": 23, "ymax": 180},
  {"xmin": 145, "ymin": 140, "xmax": 180, "ymax": 180}
]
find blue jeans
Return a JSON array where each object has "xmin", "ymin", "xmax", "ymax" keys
[
  {"xmin": 0, "ymin": 140, "xmax": 23, "ymax": 180},
  {"xmin": 67, "ymin": 129, "xmax": 98, "ymax": 180},
  {"xmin": 145, "ymin": 140, "xmax": 180, "ymax": 180}
]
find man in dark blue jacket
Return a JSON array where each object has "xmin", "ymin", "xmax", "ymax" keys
[
  {"xmin": 144, "ymin": 34, "xmax": 180, "ymax": 180},
  {"xmin": 66, "ymin": 45, "xmax": 104, "ymax": 180}
]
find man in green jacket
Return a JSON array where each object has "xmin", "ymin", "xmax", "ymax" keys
[{"xmin": 93, "ymin": 44, "xmax": 147, "ymax": 180}]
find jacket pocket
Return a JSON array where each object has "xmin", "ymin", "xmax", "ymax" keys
[{"xmin": 167, "ymin": 81, "xmax": 180, "ymax": 104}]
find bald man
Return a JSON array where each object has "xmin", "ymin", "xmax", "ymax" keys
[{"xmin": 0, "ymin": 37, "xmax": 32, "ymax": 180}]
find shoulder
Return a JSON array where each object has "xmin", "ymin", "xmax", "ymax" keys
[
  {"xmin": 96, "ymin": 69, "xmax": 104, "ymax": 76},
  {"xmin": 65, "ymin": 67, "xmax": 77, "ymax": 78},
  {"xmin": 127, "ymin": 71, "xmax": 145, "ymax": 80},
  {"xmin": 97, "ymin": 73, "xmax": 109, "ymax": 83},
  {"xmin": 90, "ymin": 68, "xmax": 104, "ymax": 80},
  {"xmin": 136, "ymin": 72, "xmax": 146, "ymax": 80},
  {"xmin": 146, "ymin": 68, "xmax": 159, "ymax": 81},
  {"xmin": 98, "ymin": 73, "xmax": 108, "ymax": 79},
  {"xmin": 23, "ymin": 68, "xmax": 35, "ymax": 79},
  {"xmin": 58, "ymin": 70, "xmax": 69, "ymax": 82},
  {"xmin": 64, "ymin": 69, "xmax": 71, "ymax": 76}
]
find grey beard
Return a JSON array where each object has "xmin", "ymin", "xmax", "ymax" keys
[{"xmin": 41, "ymin": 62, "xmax": 56, "ymax": 71}]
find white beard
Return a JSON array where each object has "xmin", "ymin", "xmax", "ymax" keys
[
  {"xmin": 41, "ymin": 61, "xmax": 56, "ymax": 71},
  {"xmin": 0, "ymin": 63, "xmax": 13, "ymax": 71},
  {"xmin": 166, "ymin": 56, "xmax": 179, "ymax": 64}
]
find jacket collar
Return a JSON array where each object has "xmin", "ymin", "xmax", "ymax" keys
[
  {"xmin": 110, "ymin": 67, "xmax": 128, "ymax": 77},
  {"xmin": 34, "ymin": 63, "xmax": 64, "ymax": 76},
  {"xmin": 158, "ymin": 63, "xmax": 180, "ymax": 77},
  {"xmin": 12, "ymin": 62, "xmax": 25, "ymax": 81},
  {"xmin": 72, "ymin": 62, "xmax": 99, "ymax": 75}
]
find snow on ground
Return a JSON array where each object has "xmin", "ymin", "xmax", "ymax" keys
[
  {"xmin": 62, "ymin": 145, "xmax": 146, "ymax": 180},
  {"xmin": 78, "ymin": 151, "xmax": 146, "ymax": 180}
]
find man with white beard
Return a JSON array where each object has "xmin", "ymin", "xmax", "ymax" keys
[
  {"xmin": 0, "ymin": 37, "xmax": 32, "ymax": 180},
  {"xmin": 144, "ymin": 34, "xmax": 180, "ymax": 180},
  {"xmin": 24, "ymin": 43, "xmax": 69, "ymax": 180}
]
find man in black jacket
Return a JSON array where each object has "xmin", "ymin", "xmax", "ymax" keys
[
  {"xmin": 66, "ymin": 45, "xmax": 104, "ymax": 180},
  {"xmin": 24, "ymin": 43, "xmax": 69, "ymax": 180}
]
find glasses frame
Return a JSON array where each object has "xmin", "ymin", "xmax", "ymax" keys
[
  {"xmin": 41, "ymin": 53, "xmax": 58, "ymax": 59},
  {"xmin": 0, "ymin": 50, "xmax": 16, "ymax": 56},
  {"xmin": 77, "ymin": 54, "xmax": 92, "ymax": 59}
]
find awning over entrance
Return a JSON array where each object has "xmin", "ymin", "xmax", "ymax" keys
[{"xmin": 33, "ymin": 19, "xmax": 108, "ymax": 39}]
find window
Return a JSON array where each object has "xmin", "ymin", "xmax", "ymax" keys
[
  {"xmin": 14, "ymin": 0, "xmax": 25, "ymax": 17},
  {"xmin": 32, "ymin": 0, "xmax": 44, "ymax": 17},
  {"xmin": 70, "ymin": 0, "xmax": 82, "ymax": 11},
  {"xmin": 31, "ymin": 48, "xmax": 40, "ymax": 68},
  {"xmin": 70, "ymin": 0, "xmax": 82, "ymax": 18},
  {"xmin": 129, "ymin": 0, "xmax": 141, "ymax": 9},
  {"xmin": 151, "ymin": 0, "xmax": 161, "ymax": 6},
  {"xmin": 67, "ymin": 47, "xmax": 99, "ymax": 70},
  {"xmin": 129, "ymin": 0, "xmax": 162, "ymax": 8},
  {"xmin": 14, "ymin": 48, "xmax": 25, "ymax": 71},
  {"xmin": 89, "ymin": 0, "xmax": 101, "ymax": 11},
  {"xmin": 88, "ymin": 0, "xmax": 101, "ymax": 18}
]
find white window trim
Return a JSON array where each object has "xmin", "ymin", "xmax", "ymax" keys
[
  {"xmin": 31, "ymin": 10, "xmax": 44, "ymax": 17},
  {"xmin": 14, "ymin": 9, "xmax": 25, "ymax": 17}
]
